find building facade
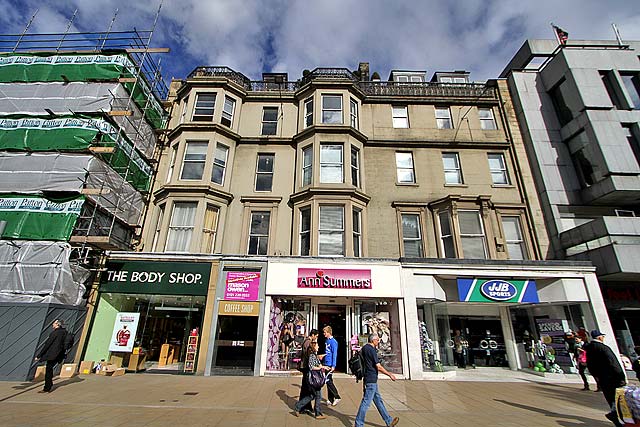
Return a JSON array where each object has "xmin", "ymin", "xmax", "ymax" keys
[
  {"xmin": 85, "ymin": 63, "xmax": 617, "ymax": 378},
  {"xmin": 501, "ymin": 39, "xmax": 640, "ymax": 358}
]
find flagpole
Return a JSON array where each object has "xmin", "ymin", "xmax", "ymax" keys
[
  {"xmin": 612, "ymin": 23, "xmax": 623, "ymax": 46},
  {"xmin": 550, "ymin": 22, "xmax": 560, "ymax": 44}
]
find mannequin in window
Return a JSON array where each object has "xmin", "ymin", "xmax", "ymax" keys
[
  {"xmin": 453, "ymin": 330, "xmax": 466, "ymax": 369},
  {"xmin": 280, "ymin": 313, "xmax": 295, "ymax": 369}
]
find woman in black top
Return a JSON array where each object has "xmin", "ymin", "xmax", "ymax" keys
[{"xmin": 293, "ymin": 341, "xmax": 328, "ymax": 419}]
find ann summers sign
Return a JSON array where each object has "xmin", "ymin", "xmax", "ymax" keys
[
  {"xmin": 457, "ymin": 278, "xmax": 539, "ymax": 303},
  {"xmin": 101, "ymin": 260, "xmax": 211, "ymax": 296},
  {"xmin": 298, "ymin": 268, "xmax": 372, "ymax": 290}
]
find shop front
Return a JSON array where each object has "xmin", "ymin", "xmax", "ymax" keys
[
  {"xmin": 261, "ymin": 259, "xmax": 406, "ymax": 377},
  {"xmin": 601, "ymin": 284, "xmax": 640, "ymax": 360},
  {"xmin": 84, "ymin": 259, "xmax": 214, "ymax": 374},
  {"xmin": 403, "ymin": 260, "xmax": 617, "ymax": 380}
]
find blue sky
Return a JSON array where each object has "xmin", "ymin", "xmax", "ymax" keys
[{"xmin": 1, "ymin": 0, "xmax": 639, "ymax": 85}]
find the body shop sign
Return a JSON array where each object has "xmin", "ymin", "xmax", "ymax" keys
[
  {"xmin": 101, "ymin": 260, "xmax": 210, "ymax": 296},
  {"xmin": 224, "ymin": 271, "xmax": 261, "ymax": 301},
  {"xmin": 457, "ymin": 278, "xmax": 539, "ymax": 303},
  {"xmin": 298, "ymin": 268, "xmax": 372, "ymax": 290}
]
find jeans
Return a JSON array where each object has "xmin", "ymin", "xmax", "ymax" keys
[
  {"xmin": 578, "ymin": 364, "xmax": 589, "ymax": 388},
  {"xmin": 295, "ymin": 386, "xmax": 322, "ymax": 416},
  {"xmin": 355, "ymin": 382, "xmax": 393, "ymax": 427}
]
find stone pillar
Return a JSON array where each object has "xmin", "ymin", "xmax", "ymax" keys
[{"xmin": 499, "ymin": 305, "xmax": 519, "ymax": 370}]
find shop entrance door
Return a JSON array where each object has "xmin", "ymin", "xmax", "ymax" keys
[
  {"xmin": 317, "ymin": 305, "xmax": 347, "ymax": 372},
  {"xmin": 212, "ymin": 315, "xmax": 258, "ymax": 375},
  {"xmin": 449, "ymin": 316, "xmax": 507, "ymax": 367}
]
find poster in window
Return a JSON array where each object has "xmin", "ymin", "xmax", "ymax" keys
[{"xmin": 108, "ymin": 312, "xmax": 141, "ymax": 353}]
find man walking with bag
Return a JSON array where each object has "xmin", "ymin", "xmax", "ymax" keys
[
  {"xmin": 34, "ymin": 319, "xmax": 69, "ymax": 393},
  {"xmin": 355, "ymin": 334, "xmax": 399, "ymax": 427},
  {"xmin": 585, "ymin": 329, "xmax": 626, "ymax": 427}
]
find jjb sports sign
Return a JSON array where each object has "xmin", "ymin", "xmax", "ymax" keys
[{"xmin": 457, "ymin": 278, "xmax": 539, "ymax": 303}]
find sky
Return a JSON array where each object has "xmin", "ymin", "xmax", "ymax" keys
[{"xmin": 0, "ymin": 0, "xmax": 639, "ymax": 86}]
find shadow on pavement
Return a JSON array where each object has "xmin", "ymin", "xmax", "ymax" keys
[
  {"xmin": 0, "ymin": 376, "xmax": 84, "ymax": 403},
  {"xmin": 495, "ymin": 399, "xmax": 611, "ymax": 427},
  {"xmin": 276, "ymin": 388, "xmax": 365, "ymax": 427}
]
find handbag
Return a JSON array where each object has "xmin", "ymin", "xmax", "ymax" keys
[{"xmin": 307, "ymin": 369, "xmax": 326, "ymax": 390}]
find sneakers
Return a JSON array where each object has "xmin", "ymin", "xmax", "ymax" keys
[
  {"xmin": 315, "ymin": 415, "xmax": 327, "ymax": 420},
  {"xmin": 581, "ymin": 386, "xmax": 590, "ymax": 391},
  {"xmin": 390, "ymin": 417, "xmax": 399, "ymax": 426},
  {"xmin": 332, "ymin": 398, "xmax": 341, "ymax": 406}
]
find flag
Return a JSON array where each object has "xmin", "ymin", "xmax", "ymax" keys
[{"xmin": 553, "ymin": 25, "xmax": 569, "ymax": 44}]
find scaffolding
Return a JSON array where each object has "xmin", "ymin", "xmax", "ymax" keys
[{"xmin": 0, "ymin": 9, "xmax": 168, "ymax": 304}]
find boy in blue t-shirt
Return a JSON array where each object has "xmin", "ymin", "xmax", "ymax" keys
[{"xmin": 322, "ymin": 325, "xmax": 342, "ymax": 406}]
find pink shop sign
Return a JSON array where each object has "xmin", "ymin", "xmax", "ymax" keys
[
  {"xmin": 224, "ymin": 271, "xmax": 261, "ymax": 301},
  {"xmin": 298, "ymin": 268, "xmax": 372, "ymax": 290}
]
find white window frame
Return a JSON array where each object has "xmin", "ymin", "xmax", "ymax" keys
[
  {"xmin": 180, "ymin": 96, "xmax": 189, "ymax": 124},
  {"xmin": 502, "ymin": 216, "xmax": 528, "ymax": 260},
  {"xmin": 248, "ymin": 211, "xmax": 271, "ymax": 255},
  {"xmin": 351, "ymin": 146, "xmax": 360, "ymax": 187},
  {"xmin": 488, "ymin": 153, "xmax": 510, "ymax": 185},
  {"xmin": 192, "ymin": 93, "xmax": 216, "ymax": 121},
  {"xmin": 211, "ymin": 143, "xmax": 229, "ymax": 185},
  {"xmin": 458, "ymin": 210, "xmax": 488, "ymax": 259},
  {"xmin": 166, "ymin": 144, "xmax": 178, "ymax": 183},
  {"xmin": 353, "ymin": 208, "xmax": 362, "ymax": 257},
  {"xmin": 261, "ymin": 107, "xmax": 278, "ymax": 135},
  {"xmin": 350, "ymin": 98, "xmax": 358, "ymax": 129},
  {"xmin": 180, "ymin": 141, "xmax": 208, "ymax": 180},
  {"xmin": 319, "ymin": 205, "xmax": 345, "ymax": 256},
  {"xmin": 438, "ymin": 211, "xmax": 456, "ymax": 258},
  {"xmin": 165, "ymin": 202, "xmax": 197, "ymax": 252},
  {"xmin": 151, "ymin": 204, "xmax": 165, "ymax": 251},
  {"xmin": 396, "ymin": 151, "xmax": 415, "ymax": 184},
  {"xmin": 221, "ymin": 96, "xmax": 235, "ymax": 127},
  {"xmin": 401, "ymin": 213, "xmax": 424, "ymax": 257},
  {"xmin": 304, "ymin": 97, "xmax": 314, "ymax": 128},
  {"xmin": 302, "ymin": 145, "xmax": 313, "ymax": 186},
  {"xmin": 435, "ymin": 107, "xmax": 453, "ymax": 129},
  {"xmin": 299, "ymin": 207, "xmax": 311, "ymax": 256},
  {"xmin": 442, "ymin": 152, "xmax": 463, "ymax": 185},
  {"xmin": 479, "ymin": 108, "xmax": 497, "ymax": 130},
  {"xmin": 320, "ymin": 144, "xmax": 343, "ymax": 183},
  {"xmin": 392, "ymin": 106, "xmax": 409, "ymax": 128},
  {"xmin": 321, "ymin": 94, "xmax": 343, "ymax": 124},
  {"xmin": 202, "ymin": 204, "xmax": 219, "ymax": 253},
  {"xmin": 255, "ymin": 153, "xmax": 275, "ymax": 192}
]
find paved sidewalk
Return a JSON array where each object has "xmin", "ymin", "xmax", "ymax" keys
[{"xmin": 0, "ymin": 372, "xmax": 631, "ymax": 426}]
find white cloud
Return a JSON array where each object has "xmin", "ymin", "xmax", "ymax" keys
[{"xmin": 1, "ymin": 0, "xmax": 638, "ymax": 82}]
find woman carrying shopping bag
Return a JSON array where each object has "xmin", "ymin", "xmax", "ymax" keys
[{"xmin": 293, "ymin": 341, "xmax": 330, "ymax": 420}]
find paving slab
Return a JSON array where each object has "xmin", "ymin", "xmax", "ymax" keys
[{"xmin": 0, "ymin": 373, "xmax": 635, "ymax": 426}]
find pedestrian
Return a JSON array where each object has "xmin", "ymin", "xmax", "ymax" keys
[
  {"xmin": 631, "ymin": 345, "xmax": 640, "ymax": 382},
  {"xmin": 322, "ymin": 325, "xmax": 342, "ymax": 406},
  {"xmin": 298, "ymin": 329, "xmax": 319, "ymax": 415},
  {"xmin": 574, "ymin": 336, "xmax": 589, "ymax": 390},
  {"xmin": 584, "ymin": 329, "xmax": 626, "ymax": 427},
  {"xmin": 293, "ymin": 341, "xmax": 329, "ymax": 419},
  {"xmin": 34, "ymin": 319, "xmax": 69, "ymax": 393},
  {"xmin": 355, "ymin": 334, "xmax": 399, "ymax": 427},
  {"xmin": 453, "ymin": 330, "xmax": 466, "ymax": 369}
]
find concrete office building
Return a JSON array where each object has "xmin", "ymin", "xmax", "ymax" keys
[
  {"xmin": 501, "ymin": 38, "xmax": 640, "ymax": 358},
  {"xmin": 88, "ymin": 63, "xmax": 616, "ymax": 378}
]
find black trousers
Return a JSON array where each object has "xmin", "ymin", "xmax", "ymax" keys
[
  {"xmin": 578, "ymin": 364, "xmax": 589, "ymax": 388},
  {"xmin": 601, "ymin": 383, "xmax": 617, "ymax": 410},
  {"xmin": 44, "ymin": 360, "xmax": 56, "ymax": 391},
  {"xmin": 325, "ymin": 372, "xmax": 340, "ymax": 403},
  {"xmin": 298, "ymin": 369, "xmax": 313, "ymax": 411}
]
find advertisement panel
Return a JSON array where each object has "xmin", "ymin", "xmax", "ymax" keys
[
  {"xmin": 535, "ymin": 318, "xmax": 572, "ymax": 365},
  {"xmin": 224, "ymin": 271, "xmax": 261, "ymax": 301},
  {"xmin": 108, "ymin": 312, "xmax": 140, "ymax": 353},
  {"xmin": 457, "ymin": 278, "xmax": 539, "ymax": 303}
]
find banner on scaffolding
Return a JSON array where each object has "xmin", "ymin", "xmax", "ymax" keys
[
  {"xmin": 0, "ymin": 53, "xmax": 166, "ymax": 128},
  {"xmin": 0, "ymin": 195, "xmax": 84, "ymax": 241},
  {"xmin": 0, "ymin": 116, "xmax": 152, "ymax": 191}
]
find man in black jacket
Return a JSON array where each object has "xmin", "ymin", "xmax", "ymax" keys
[
  {"xmin": 585, "ymin": 329, "xmax": 626, "ymax": 427},
  {"xmin": 34, "ymin": 319, "xmax": 68, "ymax": 393}
]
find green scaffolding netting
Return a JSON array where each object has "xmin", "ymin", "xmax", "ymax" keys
[
  {"xmin": 0, "ymin": 195, "xmax": 84, "ymax": 241},
  {"xmin": 0, "ymin": 116, "xmax": 152, "ymax": 192},
  {"xmin": 0, "ymin": 53, "xmax": 166, "ymax": 128}
]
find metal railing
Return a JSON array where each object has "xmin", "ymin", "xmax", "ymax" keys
[{"xmin": 187, "ymin": 66, "xmax": 497, "ymax": 99}]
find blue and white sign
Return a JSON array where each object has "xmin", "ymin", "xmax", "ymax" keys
[{"xmin": 458, "ymin": 278, "xmax": 539, "ymax": 303}]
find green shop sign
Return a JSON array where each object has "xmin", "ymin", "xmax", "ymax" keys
[
  {"xmin": 457, "ymin": 278, "xmax": 539, "ymax": 303},
  {"xmin": 101, "ymin": 260, "xmax": 211, "ymax": 296}
]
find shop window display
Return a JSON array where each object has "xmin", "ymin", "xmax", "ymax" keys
[
  {"xmin": 355, "ymin": 300, "xmax": 402, "ymax": 374},
  {"xmin": 266, "ymin": 298, "xmax": 309, "ymax": 371}
]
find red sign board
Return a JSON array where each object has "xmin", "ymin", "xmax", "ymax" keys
[{"xmin": 297, "ymin": 268, "xmax": 372, "ymax": 289}]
